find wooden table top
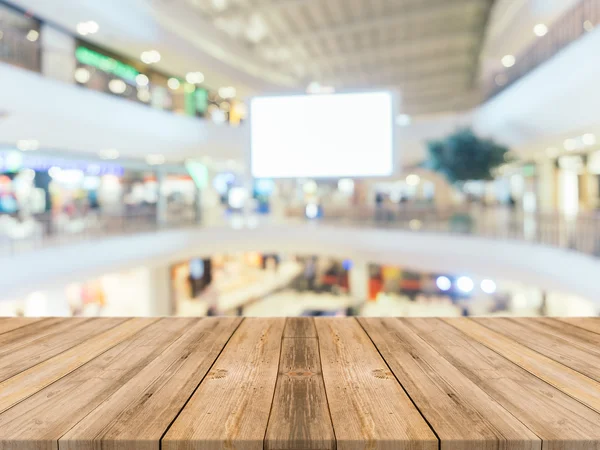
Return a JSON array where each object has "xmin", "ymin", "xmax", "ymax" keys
[{"xmin": 1, "ymin": 317, "xmax": 600, "ymax": 450}]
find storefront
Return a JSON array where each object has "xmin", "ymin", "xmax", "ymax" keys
[{"xmin": 0, "ymin": 266, "xmax": 158, "ymax": 317}]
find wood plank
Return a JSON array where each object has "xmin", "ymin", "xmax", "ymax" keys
[
  {"xmin": 315, "ymin": 318, "xmax": 437, "ymax": 450},
  {"xmin": 60, "ymin": 317, "xmax": 241, "ymax": 450},
  {"xmin": 0, "ymin": 317, "xmax": 155, "ymax": 414},
  {"xmin": 403, "ymin": 318, "xmax": 600, "ymax": 449},
  {"xmin": 0, "ymin": 317, "xmax": 126, "ymax": 382},
  {"xmin": 555, "ymin": 317, "xmax": 600, "ymax": 335},
  {"xmin": 359, "ymin": 317, "xmax": 540, "ymax": 450},
  {"xmin": 283, "ymin": 317, "xmax": 317, "ymax": 338},
  {"xmin": 447, "ymin": 318, "xmax": 600, "ymax": 414},
  {"xmin": 162, "ymin": 318, "xmax": 286, "ymax": 450},
  {"xmin": 471, "ymin": 317, "xmax": 600, "ymax": 383},
  {"xmin": 0, "ymin": 318, "xmax": 192, "ymax": 450},
  {"xmin": 0, "ymin": 317, "xmax": 43, "ymax": 335},
  {"xmin": 265, "ymin": 318, "xmax": 335, "ymax": 450},
  {"xmin": 0, "ymin": 317, "xmax": 72, "ymax": 348}
]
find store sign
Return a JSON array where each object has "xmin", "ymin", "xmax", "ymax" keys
[
  {"xmin": 75, "ymin": 46, "xmax": 139, "ymax": 82},
  {"xmin": 0, "ymin": 151, "xmax": 124, "ymax": 176}
]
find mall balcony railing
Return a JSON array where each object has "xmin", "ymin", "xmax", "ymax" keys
[
  {"xmin": 485, "ymin": 0, "xmax": 599, "ymax": 99},
  {"xmin": 0, "ymin": 208, "xmax": 198, "ymax": 257},
  {"xmin": 2, "ymin": 204, "xmax": 600, "ymax": 259},
  {"xmin": 286, "ymin": 204, "xmax": 600, "ymax": 258}
]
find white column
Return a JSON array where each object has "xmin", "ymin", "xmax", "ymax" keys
[
  {"xmin": 147, "ymin": 265, "xmax": 172, "ymax": 316},
  {"xmin": 40, "ymin": 25, "xmax": 76, "ymax": 84},
  {"xmin": 156, "ymin": 170, "xmax": 168, "ymax": 225},
  {"xmin": 349, "ymin": 259, "xmax": 370, "ymax": 304},
  {"xmin": 536, "ymin": 158, "xmax": 556, "ymax": 212}
]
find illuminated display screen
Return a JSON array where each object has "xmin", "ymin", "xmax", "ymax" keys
[
  {"xmin": 250, "ymin": 91, "xmax": 395, "ymax": 178},
  {"xmin": 75, "ymin": 46, "xmax": 139, "ymax": 82}
]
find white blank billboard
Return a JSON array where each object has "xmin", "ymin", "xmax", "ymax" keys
[{"xmin": 250, "ymin": 91, "xmax": 394, "ymax": 178}]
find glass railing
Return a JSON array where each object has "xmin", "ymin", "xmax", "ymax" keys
[
  {"xmin": 2, "ymin": 205, "xmax": 600, "ymax": 259},
  {"xmin": 285, "ymin": 205, "xmax": 600, "ymax": 258},
  {"xmin": 0, "ymin": 208, "xmax": 198, "ymax": 257},
  {"xmin": 485, "ymin": 0, "xmax": 599, "ymax": 99}
]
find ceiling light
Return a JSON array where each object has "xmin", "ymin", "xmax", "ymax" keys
[
  {"xmin": 26, "ymin": 29, "xmax": 39, "ymax": 42},
  {"xmin": 583, "ymin": 133, "xmax": 597, "ymax": 146},
  {"xmin": 108, "ymin": 79, "xmax": 127, "ymax": 94},
  {"xmin": 456, "ymin": 276, "xmax": 474, "ymax": 293},
  {"xmin": 146, "ymin": 154, "xmax": 165, "ymax": 165},
  {"xmin": 533, "ymin": 23, "xmax": 548, "ymax": 37},
  {"xmin": 564, "ymin": 138, "xmax": 577, "ymax": 151},
  {"xmin": 16, "ymin": 139, "xmax": 39, "ymax": 151},
  {"xmin": 218, "ymin": 86, "xmax": 236, "ymax": 99},
  {"xmin": 167, "ymin": 78, "xmax": 180, "ymax": 90},
  {"xmin": 135, "ymin": 74, "xmax": 149, "ymax": 86},
  {"xmin": 406, "ymin": 174, "xmax": 420, "ymax": 186},
  {"xmin": 501, "ymin": 54, "xmax": 516, "ymax": 68},
  {"xmin": 76, "ymin": 20, "xmax": 99, "ymax": 36},
  {"xmin": 99, "ymin": 149, "xmax": 119, "ymax": 160},
  {"xmin": 480, "ymin": 279, "xmax": 497, "ymax": 294},
  {"xmin": 74, "ymin": 67, "xmax": 91, "ymax": 83},
  {"xmin": 137, "ymin": 88, "xmax": 151, "ymax": 102},
  {"xmin": 140, "ymin": 50, "xmax": 161, "ymax": 64},
  {"xmin": 436, "ymin": 276, "xmax": 452, "ymax": 292},
  {"xmin": 337, "ymin": 178, "xmax": 354, "ymax": 194},
  {"xmin": 211, "ymin": 109, "xmax": 228, "ymax": 124},
  {"xmin": 396, "ymin": 114, "xmax": 411, "ymax": 126},
  {"xmin": 186, "ymin": 72, "xmax": 205, "ymax": 84}
]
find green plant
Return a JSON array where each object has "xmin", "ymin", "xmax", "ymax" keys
[{"xmin": 425, "ymin": 128, "xmax": 510, "ymax": 184}]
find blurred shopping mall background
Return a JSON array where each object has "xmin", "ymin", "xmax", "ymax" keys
[{"xmin": 1, "ymin": 0, "xmax": 600, "ymax": 318}]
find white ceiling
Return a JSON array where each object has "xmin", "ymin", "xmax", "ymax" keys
[
  {"xmin": 150, "ymin": 0, "xmax": 496, "ymax": 114},
  {"xmin": 10, "ymin": 0, "xmax": 496, "ymax": 114}
]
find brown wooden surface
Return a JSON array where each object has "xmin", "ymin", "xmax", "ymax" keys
[
  {"xmin": 1, "ymin": 317, "xmax": 600, "ymax": 450},
  {"xmin": 265, "ymin": 318, "xmax": 334, "ymax": 450}
]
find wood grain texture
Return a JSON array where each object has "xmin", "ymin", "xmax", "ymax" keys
[
  {"xmin": 0, "ymin": 318, "xmax": 189, "ymax": 450},
  {"xmin": 404, "ymin": 318, "xmax": 600, "ymax": 449},
  {"xmin": 60, "ymin": 317, "xmax": 241, "ymax": 450},
  {"xmin": 472, "ymin": 317, "xmax": 600, "ymax": 383},
  {"xmin": 0, "ymin": 317, "xmax": 43, "ymax": 335},
  {"xmin": 453, "ymin": 318, "xmax": 600, "ymax": 413},
  {"xmin": 283, "ymin": 317, "xmax": 317, "ymax": 338},
  {"xmin": 162, "ymin": 318, "xmax": 286, "ymax": 450},
  {"xmin": 1, "ymin": 317, "xmax": 600, "ymax": 450},
  {"xmin": 265, "ymin": 318, "xmax": 335, "ymax": 450},
  {"xmin": 359, "ymin": 317, "xmax": 540, "ymax": 450},
  {"xmin": 315, "ymin": 318, "xmax": 438, "ymax": 450},
  {"xmin": 556, "ymin": 317, "xmax": 600, "ymax": 335},
  {"xmin": 0, "ymin": 317, "xmax": 154, "ymax": 414},
  {"xmin": 0, "ymin": 317, "xmax": 125, "ymax": 382}
]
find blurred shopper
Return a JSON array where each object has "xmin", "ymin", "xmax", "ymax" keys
[{"xmin": 375, "ymin": 192, "xmax": 385, "ymax": 221}]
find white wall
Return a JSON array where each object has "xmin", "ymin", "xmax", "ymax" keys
[{"xmin": 1, "ymin": 224, "xmax": 600, "ymax": 309}]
